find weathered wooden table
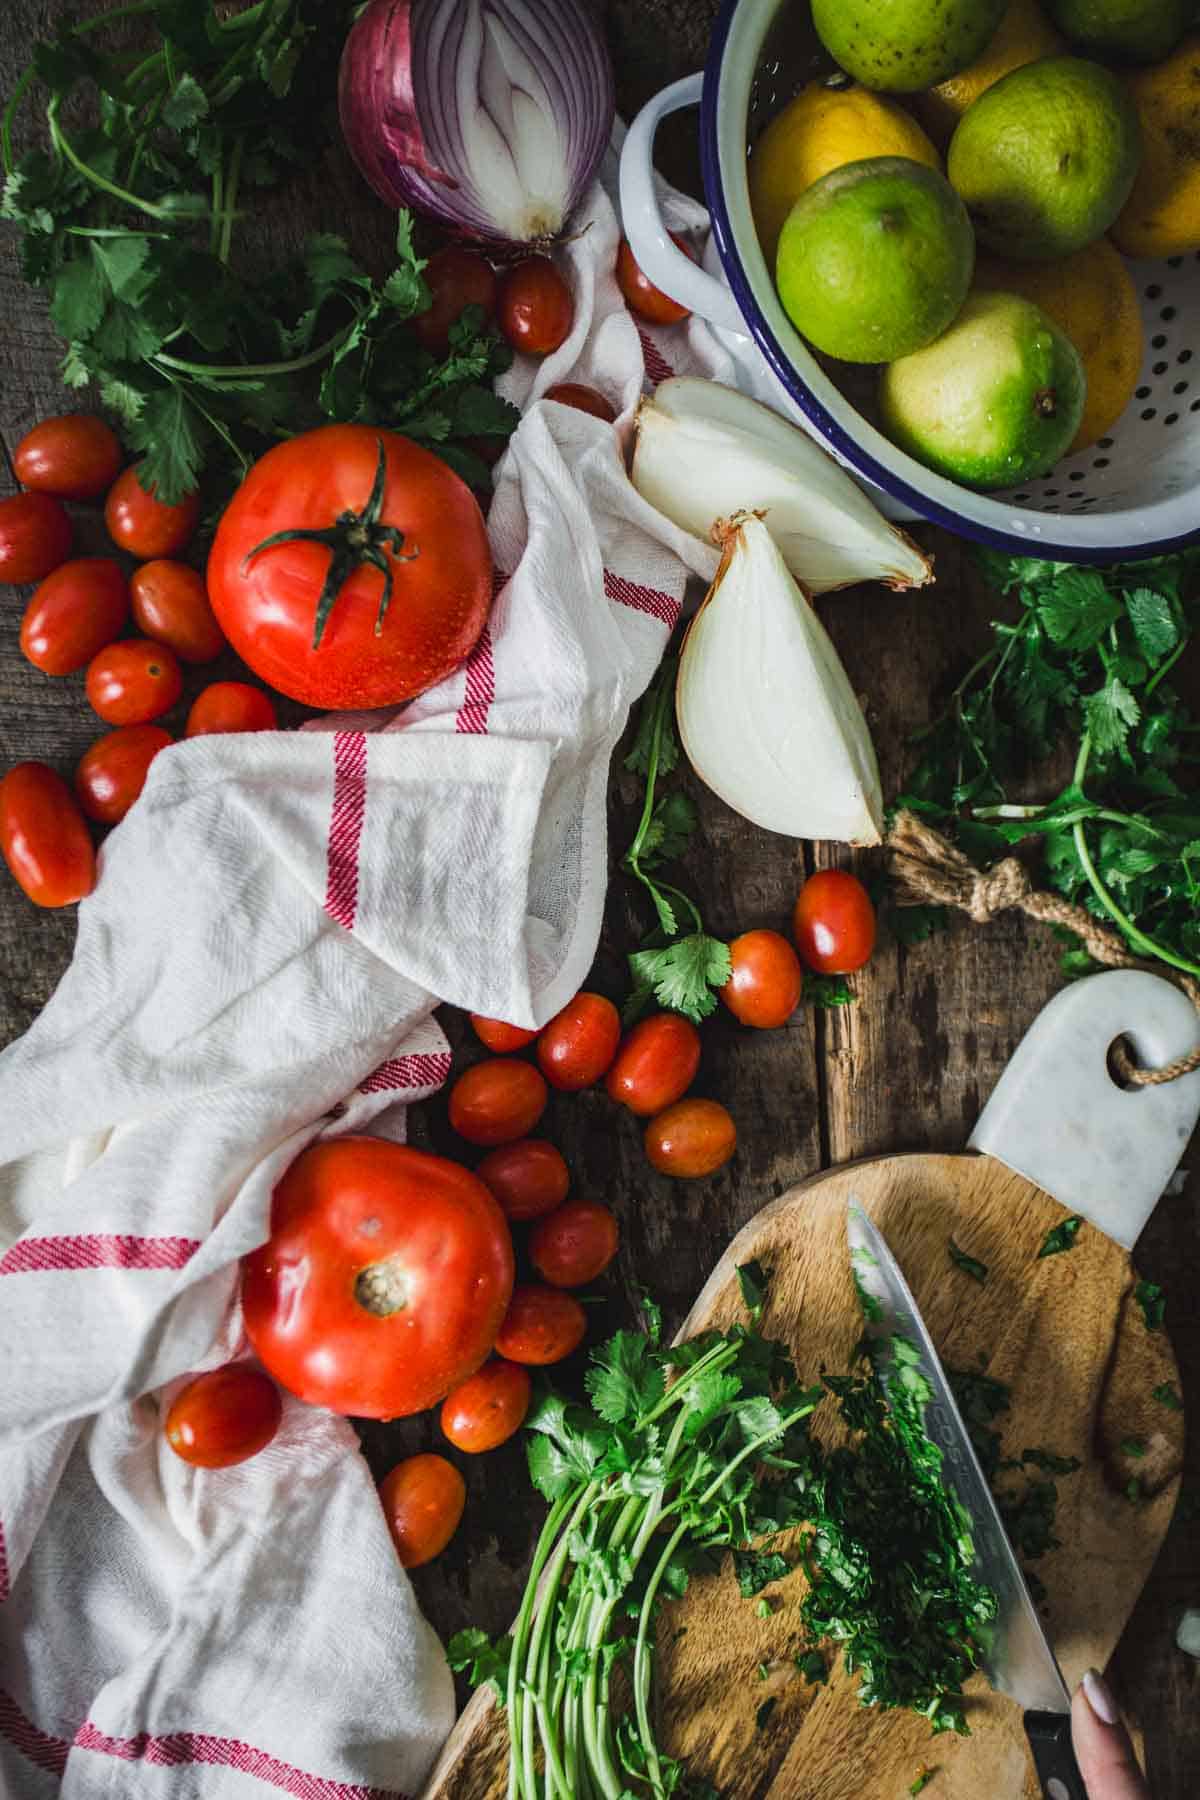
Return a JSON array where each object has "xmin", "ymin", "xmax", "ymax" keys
[{"xmin": 1, "ymin": 2, "xmax": 1197, "ymax": 1793}]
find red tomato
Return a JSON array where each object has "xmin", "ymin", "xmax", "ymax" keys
[
  {"xmin": 616, "ymin": 235, "xmax": 695, "ymax": 325},
  {"xmin": 497, "ymin": 257, "xmax": 573, "ymax": 356},
  {"xmin": 448, "ymin": 1058, "xmax": 548, "ymax": 1146},
  {"xmin": 413, "ymin": 248, "xmax": 498, "ymax": 353},
  {"xmin": 475, "ymin": 1139, "xmax": 569, "ymax": 1222},
  {"xmin": 380, "ymin": 1454, "xmax": 466, "ymax": 1568},
  {"xmin": 131, "ymin": 560, "xmax": 226, "ymax": 663},
  {"xmin": 19, "ymin": 558, "xmax": 129, "ymax": 675},
  {"xmin": 721, "ymin": 929, "xmax": 804, "ymax": 1028},
  {"xmin": 75, "ymin": 725, "xmax": 172, "ymax": 825},
  {"xmin": 440, "ymin": 1357, "xmax": 531, "ymax": 1453},
  {"xmin": 793, "ymin": 870, "xmax": 876, "ymax": 974},
  {"xmin": 105, "ymin": 466, "xmax": 199, "ymax": 558},
  {"xmin": 85, "ymin": 639, "xmax": 182, "ymax": 726},
  {"xmin": 605, "ymin": 1013, "xmax": 700, "ymax": 1116},
  {"xmin": 14, "ymin": 413, "xmax": 122, "ymax": 500},
  {"xmin": 494, "ymin": 1284, "xmax": 586, "ymax": 1365},
  {"xmin": 164, "ymin": 1365, "xmax": 282, "ymax": 1469},
  {"xmin": 530, "ymin": 1199, "xmax": 619, "ymax": 1288},
  {"xmin": 536, "ymin": 992, "xmax": 621, "ymax": 1091},
  {"xmin": 208, "ymin": 426, "xmax": 490, "ymax": 711},
  {"xmin": 544, "ymin": 384, "xmax": 616, "ymax": 422},
  {"xmin": 241, "ymin": 1137, "xmax": 514, "ymax": 1419},
  {"xmin": 0, "ymin": 492, "xmax": 72, "ymax": 585},
  {"xmin": 644, "ymin": 1098, "xmax": 736, "ymax": 1179},
  {"xmin": 469, "ymin": 1013, "xmax": 539, "ymax": 1053},
  {"xmin": 185, "ymin": 681, "xmax": 278, "ymax": 737},
  {"xmin": 0, "ymin": 762, "xmax": 95, "ymax": 908}
]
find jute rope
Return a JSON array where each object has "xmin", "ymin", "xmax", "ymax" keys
[{"xmin": 887, "ymin": 808, "xmax": 1200, "ymax": 1087}]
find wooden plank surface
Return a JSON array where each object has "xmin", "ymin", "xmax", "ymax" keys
[{"xmin": 0, "ymin": 2, "xmax": 1197, "ymax": 1794}]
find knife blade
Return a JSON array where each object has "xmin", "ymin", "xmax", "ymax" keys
[{"xmin": 847, "ymin": 1201, "xmax": 1087, "ymax": 1800}]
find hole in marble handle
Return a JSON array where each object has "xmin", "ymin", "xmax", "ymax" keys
[{"xmin": 1106, "ymin": 1034, "xmax": 1143, "ymax": 1092}]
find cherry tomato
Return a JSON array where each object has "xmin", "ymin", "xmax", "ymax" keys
[
  {"xmin": 721, "ymin": 929, "xmax": 803, "ymax": 1028},
  {"xmin": 616, "ymin": 235, "xmax": 695, "ymax": 326},
  {"xmin": 605, "ymin": 1013, "xmax": 700, "ymax": 1116},
  {"xmin": 644, "ymin": 1098, "xmax": 736, "ymax": 1179},
  {"xmin": 86, "ymin": 639, "xmax": 183, "ymax": 726},
  {"xmin": 208, "ymin": 425, "xmax": 492, "ymax": 711},
  {"xmin": 440, "ymin": 1357, "xmax": 531, "ymax": 1453},
  {"xmin": 793, "ymin": 870, "xmax": 876, "ymax": 975},
  {"xmin": 0, "ymin": 492, "xmax": 72, "ymax": 585},
  {"xmin": 544, "ymin": 384, "xmax": 616, "ymax": 422},
  {"xmin": 379, "ymin": 1454, "xmax": 466, "ymax": 1568},
  {"xmin": 530, "ymin": 1199, "xmax": 619, "ymax": 1288},
  {"xmin": 131, "ymin": 560, "xmax": 226, "ymax": 663},
  {"xmin": 20, "ymin": 558, "xmax": 129, "ymax": 675},
  {"xmin": 497, "ymin": 257, "xmax": 573, "ymax": 356},
  {"xmin": 475, "ymin": 1139, "xmax": 569, "ymax": 1222},
  {"xmin": 448, "ymin": 1058, "xmax": 548, "ymax": 1146},
  {"xmin": 185, "ymin": 681, "xmax": 278, "ymax": 737},
  {"xmin": 105, "ymin": 466, "xmax": 200, "ymax": 559},
  {"xmin": 0, "ymin": 762, "xmax": 95, "ymax": 908},
  {"xmin": 469, "ymin": 1013, "xmax": 539, "ymax": 1053},
  {"xmin": 75, "ymin": 725, "xmax": 172, "ymax": 825},
  {"xmin": 494, "ymin": 1284, "xmax": 586, "ymax": 1365},
  {"xmin": 14, "ymin": 413, "xmax": 122, "ymax": 500},
  {"xmin": 536, "ymin": 992, "xmax": 621, "ymax": 1091},
  {"xmin": 413, "ymin": 247, "xmax": 498, "ymax": 353},
  {"xmin": 241, "ymin": 1137, "xmax": 514, "ymax": 1419},
  {"xmin": 164, "ymin": 1365, "xmax": 282, "ymax": 1469}
]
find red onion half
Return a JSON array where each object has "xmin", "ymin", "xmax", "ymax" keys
[{"xmin": 338, "ymin": 0, "xmax": 615, "ymax": 248}]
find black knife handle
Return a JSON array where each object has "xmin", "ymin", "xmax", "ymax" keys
[{"xmin": 1024, "ymin": 1710, "xmax": 1088, "ymax": 1800}]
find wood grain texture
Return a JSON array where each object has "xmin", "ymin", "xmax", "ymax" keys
[
  {"xmin": 0, "ymin": 0, "xmax": 1197, "ymax": 1792},
  {"xmin": 425, "ymin": 1153, "xmax": 1183, "ymax": 1799}
]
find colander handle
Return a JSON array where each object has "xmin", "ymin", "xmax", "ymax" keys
[{"xmin": 618, "ymin": 74, "xmax": 745, "ymax": 334}]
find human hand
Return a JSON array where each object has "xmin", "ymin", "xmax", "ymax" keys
[{"xmin": 1072, "ymin": 1669, "xmax": 1150, "ymax": 1800}]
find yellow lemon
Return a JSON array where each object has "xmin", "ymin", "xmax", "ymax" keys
[
  {"xmin": 1111, "ymin": 37, "xmax": 1200, "ymax": 260},
  {"xmin": 973, "ymin": 240, "xmax": 1143, "ymax": 451},
  {"xmin": 915, "ymin": 0, "xmax": 1065, "ymax": 149},
  {"xmin": 749, "ymin": 81, "xmax": 940, "ymax": 263}
]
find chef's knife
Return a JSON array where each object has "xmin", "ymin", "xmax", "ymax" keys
[{"xmin": 847, "ymin": 1201, "xmax": 1085, "ymax": 1800}]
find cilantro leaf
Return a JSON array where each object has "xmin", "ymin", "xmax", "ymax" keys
[
  {"xmin": 50, "ymin": 256, "xmax": 106, "ymax": 339},
  {"xmin": 447, "ymin": 1628, "xmax": 512, "ymax": 1701},
  {"xmin": 1125, "ymin": 588, "xmax": 1179, "ymax": 664},
  {"xmin": 627, "ymin": 933, "xmax": 732, "ymax": 1024},
  {"xmin": 1018, "ymin": 1447, "xmax": 1081, "ymax": 1476},
  {"xmin": 1120, "ymin": 1437, "xmax": 1146, "ymax": 1459},
  {"xmin": 737, "ymin": 1260, "xmax": 767, "ymax": 1322},
  {"xmin": 127, "ymin": 386, "xmax": 207, "ymax": 504},
  {"xmin": 1133, "ymin": 1279, "xmax": 1165, "ymax": 1330},
  {"xmin": 635, "ymin": 791, "xmax": 697, "ymax": 871},
  {"xmin": 1037, "ymin": 1216, "xmax": 1083, "ymax": 1258},
  {"xmin": 162, "ymin": 71, "xmax": 209, "ymax": 131},
  {"xmin": 1152, "ymin": 1382, "xmax": 1183, "ymax": 1412},
  {"xmin": 910, "ymin": 1769, "xmax": 937, "ymax": 1795},
  {"xmin": 1037, "ymin": 567, "xmax": 1122, "ymax": 651},
  {"xmin": 1082, "ymin": 677, "xmax": 1140, "ymax": 758},
  {"xmin": 948, "ymin": 1240, "xmax": 987, "ymax": 1284},
  {"xmin": 804, "ymin": 974, "xmax": 854, "ymax": 1008},
  {"xmin": 733, "ymin": 1549, "xmax": 791, "ymax": 1598},
  {"xmin": 585, "ymin": 1332, "xmax": 664, "ymax": 1427},
  {"xmin": 796, "ymin": 1650, "xmax": 827, "ymax": 1684},
  {"xmin": 624, "ymin": 661, "xmax": 680, "ymax": 779}
]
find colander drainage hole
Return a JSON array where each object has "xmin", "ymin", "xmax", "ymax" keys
[
  {"xmin": 1141, "ymin": 407, "xmax": 1157, "ymax": 420},
  {"xmin": 1145, "ymin": 283, "xmax": 1163, "ymax": 298},
  {"xmin": 1164, "ymin": 412, "xmax": 1179, "ymax": 425},
  {"xmin": 1153, "ymin": 361, "xmax": 1168, "ymax": 375},
  {"xmin": 1161, "ymin": 306, "xmax": 1177, "ymax": 322},
  {"xmin": 1179, "ymin": 350, "xmax": 1192, "ymax": 365},
  {"xmin": 1152, "ymin": 334, "xmax": 1168, "ymax": 349},
  {"xmin": 1174, "ymin": 381, "xmax": 1190, "ymax": 395},
  {"xmin": 1136, "ymin": 386, "xmax": 1151, "ymax": 399},
  {"xmin": 1092, "ymin": 457, "xmax": 1109, "ymax": 468}
]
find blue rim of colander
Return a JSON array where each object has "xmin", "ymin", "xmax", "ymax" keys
[{"xmin": 697, "ymin": 0, "xmax": 1198, "ymax": 565}]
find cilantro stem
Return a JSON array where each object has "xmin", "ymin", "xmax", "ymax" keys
[
  {"xmin": 210, "ymin": 159, "xmax": 225, "ymax": 260},
  {"xmin": 47, "ymin": 102, "xmax": 185, "ymax": 222},
  {"xmin": 632, "ymin": 1519, "xmax": 688, "ymax": 1787},
  {"xmin": 1144, "ymin": 636, "xmax": 1188, "ymax": 699},
  {"xmin": 2, "ymin": 1, "xmax": 158, "ymax": 175},
  {"xmin": 152, "ymin": 328, "xmax": 352, "ymax": 380},
  {"xmin": 218, "ymin": 135, "xmax": 243, "ymax": 266}
]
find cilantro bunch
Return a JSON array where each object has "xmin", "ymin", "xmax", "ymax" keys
[{"xmin": 1, "ymin": 0, "xmax": 518, "ymax": 502}]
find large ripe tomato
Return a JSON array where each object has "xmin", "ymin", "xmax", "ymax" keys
[
  {"xmin": 379, "ymin": 1454, "xmax": 466, "ymax": 1568},
  {"xmin": 207, "ymin": 425, "xmax": 492, "ymax": 710},
  {"xmin": 497, "ymin": 258, "xmax": 573, "ymax": 356},
  {"xmin": 448, "ymin": 1058, "xmax": 548, "ymax": 1146},
  {"xmin": 185, "ymin": 681, "xmax": 278, "ymax": 737},
  {"xmin": 0, "ymin": 762, "xmax": 95, "ymax": 908},
  {"xmin": 529, "ymin": 1199, "xmax": 619, "ymax": 1288},
  {"xmin": 75, "ymin": 725, "xmax": 172, "ymax": 825},
  {"xmin": 494, "ymin": 1284, "xmax": 586, "ymax": 1365},
  {"xmin": 644, "ymin": 1098, "xmax": 736, "ymax": 1179},
  {"xmin": 475, "ymin": 1139, "xmax": 569, "ymax": 1222},
  {"xmin": 164, "ymin": 1365, "xmax": 282, "ymax": 1469},
  {"xmin": 793, "ymin": 870, "xmax": 876, "ymax": 975},
  {"xmin": 105, "ymin": 466, "xmax": 200, "ymax": 558},
  {"xmin": 131, "ymin": 560, "xmax": 226, "ymax": 663},
  {"xmin": 86, "ymin": 639, "xmax": 182, "ymax": 726},
  {"xmin": 20, "ymin": 558, "xmax": 129, "ymax": 675},
  {"xmin": 0, "ymin": 492, "xmax": 72, "ymax": 585},
  {"xmin": 721, "ymin": 929, "xmax": 803, "ymax": 1029},
  {"xmin": 241, "ymin": 1137, "xmax": 514, "ymax": 1419},
  {"xmin": 14, "ymin": 413, "xmax": 122, "ymax": 500},
  {"xmin": 605, "ymin": 1013, "xmax": 700, "ymax": 1115},
  {"xmin": 413, "ymin": 248, "xmax": 498, "ymax": 354},
  {"xmin": 440, "ymin": 1358, "xmax": 531, "ymax": 1454},
  {"xmin": 536, "ymin": 992, "xmax": 621, "ymax": 1091},
  {"xmin": 469, "ymin": 1013, "xmax": 539, "ymax": 1053},
  {"xmin": 616, "ymin": 236, "xmax": 695, "ymax": 326}
]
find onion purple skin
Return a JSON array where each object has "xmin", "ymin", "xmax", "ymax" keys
[{"xmin": 338, "ymin": 0, "xmax": 616, "ymax": 249}]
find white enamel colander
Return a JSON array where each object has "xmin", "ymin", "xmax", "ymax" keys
[{"xmin": 619, "ymin": 0, "xmax": 1200, "ymax": 562}]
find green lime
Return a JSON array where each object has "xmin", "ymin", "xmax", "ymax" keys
[
  {"xmin": 947, "ymin": 56, "xmax": 1141, "ymax": 259},
  {"xmin": 812, "ymin": 0, "xmax": 1008, "ymax": 92},
  {"xmin": 1043, "ymin": 0, "xmax": 1189, "ymax": 64},
  {"xmin": 775, "ymin": 157, "xmax": 975, "ymax": 363},
  {"xmin": 879, "ymin": 289, "xmax": 1086, "ymax": 489}
]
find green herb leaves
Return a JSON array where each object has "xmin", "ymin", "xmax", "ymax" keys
[
  {"xmin": 1152, "ymin": 1382, "xmax": 1183, "ymax": 1412},
  {"xmin": 948, "ymin": 1240, "xmax": 988, "ymax": 1284},
  {"xmin": 1038, "ymin": 1216, "xmax": 1084, "ymax": 1258},
  {"xmin": 1134, "ymin": 1280, "xmax": 1165, "ymax": 1331}
]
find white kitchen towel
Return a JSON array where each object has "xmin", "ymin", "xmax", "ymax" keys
[{"xmin": 0, "ymin": 153, "xmax": 730, "ymax": 1799}]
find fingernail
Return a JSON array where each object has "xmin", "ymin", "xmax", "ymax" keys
[{"xmin": 1083, "ymin": 1667, "xmax": 1120, "ymax": 1726}]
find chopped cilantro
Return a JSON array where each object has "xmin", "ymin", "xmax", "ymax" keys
[
  {"xmin": 948, "ymin": 1239, "xmax": 988, "ymax": 1284},
  {"xmin": 1038, "ymin": 1216, "xmax": 1084, "ymax": 1258},
  {"xmin": 1153, "ymin": 1382, "xmax": 1183, "ymax": 1412},
  {"xmin": 796, "ymin": 1650, "xmax": 827, "ymax": 1685},
  {"xmin": 737, "ymin": 1259, "xmax": 768, "ymax": 1322},
  {"xmin": 1134, "ymin": 1280, "xmax": 1165, "ymax": 1330},
  {"xmin": 1120, "ymin": 1437, "xmax": 1146, "ymax": 1459}
]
